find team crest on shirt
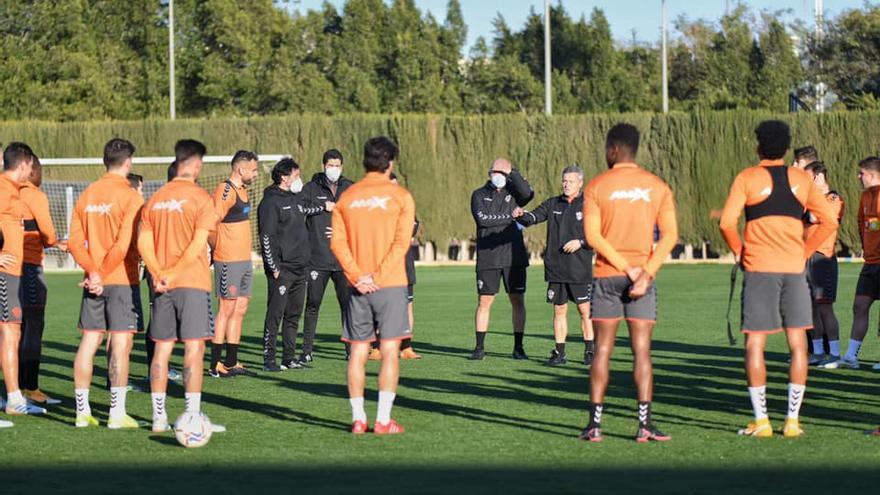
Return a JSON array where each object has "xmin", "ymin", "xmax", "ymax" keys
[
  {"xmin": 279, "ymin": 285, "xmax": 287, "ymax": 295},
  {"xmin": 576, "ymin": 212, "xmax": 583, "ymax": 221},
  {"xmin": 310, "ymin": 271, "xmax": 319, "ymax": 281},
  {"xmin": 547, "ymin": 289, "xmax": 555, "ymax": 300},
  {"xmin": 609, "ymin": 188, "xmax": 652, "ymax": 203},
  {"xmin": 504, "ymin": 195, "xmax": 512, "ymax": 203},
  {"xmin": 84, "ymin": 203, "xmax": 113, "ymax": 215}
]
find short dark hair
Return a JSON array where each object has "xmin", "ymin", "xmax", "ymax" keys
[
  {"xmin": 166, "ymin": 161, "xmax": 178, "ymax": 182},
  {"xmin": 3, "ymin": 142, "xmax": 35, "ymax": 171},
  {"xmin": 271, "ymin": 157, "xmax": 299, "ymax": 185},
  {"xmin": 232, "ymin": 150, "xmax": 258, "ymax": 168},
  {"xmin": 794, "ymin": 145, "xmax": 818, "ymax": 162},
  {"xmin": 606, "ymin": 123, "xmax": 640, "ymax": 156},
  {"xmin": 127, "ymin": 173, "xmax": 144, "ymax": 189},
  {"xmin": 174, "ymin": 139, "xmax": 207, "ymax": 163},
  {"xmin": 755, "ymin": 120, "xmax": 791, "ymax": 160},
  {"xmin": 363, "ymin": 137, "xmax": 398, "ymax": 173},
  {"xmin": 323, "ymin": 149, "xmax": 343, "ymax": 165},
  {"xmin": 859, "ymin": 157, "xmax": 880, "ymax": 174},
  {"xmin": 103, "ymin": 138, "xmax": 136, "ymax": 169},
  {"xmin": 804, "ymin": 161, "xmax": 827, "ymax": 178}
]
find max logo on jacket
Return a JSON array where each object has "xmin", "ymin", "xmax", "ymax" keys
[
  {"xmin": 152, "ymin": 199, "xmax": 187, "ymax": 213},
  {"xmin": 84, "ymin": 203, "xmax": 113, "ymax": 215},
  {"xmin": 349, "ymin": 196, "xmax": 391, "ymax": 211},
  {"xmin": 609, "ymin": 188, "xmax": 652, "ymax": 203}
]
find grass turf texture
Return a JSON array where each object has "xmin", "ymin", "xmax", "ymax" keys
[{"xmin": 2, "ymin": 264, "xmax": 879, "ymax": 494}]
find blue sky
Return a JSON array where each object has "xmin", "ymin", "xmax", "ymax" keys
[{"xmin": 289, "ymin": 0, "xmax": 865, "ymax": 50}]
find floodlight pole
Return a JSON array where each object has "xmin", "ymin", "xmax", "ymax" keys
[
  {"xmin": 169, "ymin": 0, "xmax": 176, "ymax": 120},
  {"xmin": 544, "ymin": 0, "xmax": 552, "ymax": 115},
  {"xmin": 661, "ymin": 0, "xmax": 669, "ymax": 114}
]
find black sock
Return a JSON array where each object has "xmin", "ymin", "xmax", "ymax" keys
[
  {"xmin": 638, "ymin": 401, "xmax": 652, "ymax": 428},
  {"xmin": 371, "ymin": 340, "xmax": 380, "ymax": 350},
  {"xmin": 475, "ymin": 332, "xmax": 486, "ymax": 350},
  {"xmin": 555, "ymin": 342, "xmax": 566, "ymax": 354},
  {"xmin": 514, "ymin": 332, "xmax": 524, "ymax": 349},
  {"xmin": 585, "ymin": 340, "xmax": 595, "ymax": 352},
  {"xmin": 400, "ymin": 338, "xmax": 412, "ymax": 350},
  {"xmin": 588, "ymin": 403, "xmax": 604, "ymax": 429},
  {"xmin": 211, "ymin": 343, "xmax": 223, "ymax": 368},
  {"xmin": 225, "ymin": 343, "xmax": 239, "ymax": 367}
]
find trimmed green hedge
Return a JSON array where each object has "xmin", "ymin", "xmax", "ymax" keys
[{"xmin": 2, "ymin": 112, "xmax": 875, "ymax": 255}]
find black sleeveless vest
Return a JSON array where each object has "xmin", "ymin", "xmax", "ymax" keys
[
  {"xmin": 221, "ymin": 180, "xmax": 250, "ymax": 223},
  {"xmin": 744, "ymin": 166, "xmax": 804, "ymax": 222}
]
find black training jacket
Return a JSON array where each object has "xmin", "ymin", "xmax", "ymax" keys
[
  {"xmin": 517, "ymin": 193, "xmax": 593, "ymax": 283},
  {"xmin": 300, "ymin": 172, "xmax": 354, "ymax": 272},
  {"xmin": 470, "ymin": 169, "xmax": 534, "ymax": 271},
  {"xmin": 257, "ymin": 185, "xmax": 323, "ymax": 274}
]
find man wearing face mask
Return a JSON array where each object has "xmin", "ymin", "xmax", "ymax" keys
[
  {"xmin": 299, "ymin": 149, "xmax": 354, "ymax": 364},
  {"xmin": 469, "ymin": 158, "xmax": 534, "ymax": 360},
  {"xmin": 258, "ymin": 158, "xmax": 324, "ymax": 372}
]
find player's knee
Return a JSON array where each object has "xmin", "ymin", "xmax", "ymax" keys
[
  {"xmin": 553, "ymin": 304, "xmax": 567, "ymax": 316},
  {"xmin": 478, "ymin": 295, "xmax": 495, "ymax": 309}
]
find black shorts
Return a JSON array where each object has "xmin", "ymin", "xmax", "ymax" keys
[
  {"xmin": 149, "ymin": 288, "xmax": 215, "ymax": 342},
  {"xmin": 546, "ymin": 282, "xmax": 592, "ymax": 305},
  {"xmin": 855, "ymin": 264, "xmax": 880, "ymax": 300},
  {"xmin": 78, "ymin": 285, "xmax": 139, "ymax": 333},
  {"xmin": 477, "ymin": 267, "xmax": 527, "ymax": 296},
  {"xmin": 0, "ymin": 272, "xmax": 22, "ymax": 323},
  {"xmin": 806, "ymin": 253, "xmax": 838, "ymax": 303}
]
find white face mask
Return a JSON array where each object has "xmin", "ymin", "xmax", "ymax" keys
[
  {"xmin": 490, "ymin": 173, "xmax": 507, "ymax": 189},
  {"xmin": 325, "ymin": 167, "xmax": 342, "ymax": 183},
  {"xmin": 290, "ymin": 177, "xmax": 303, "ymax": 193}
]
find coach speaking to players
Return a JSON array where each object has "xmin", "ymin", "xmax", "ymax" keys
[{"xmin": 469, "ymin": 158, "xmax": 534, "ymax": 360}]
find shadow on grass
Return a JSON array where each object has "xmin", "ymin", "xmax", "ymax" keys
[{"xmin": 1, "ymin": 467, "xmax": 877, "ymax": 495}]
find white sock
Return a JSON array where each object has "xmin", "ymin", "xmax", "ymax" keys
[
  {"xmin": 376, "ymin": 390, "xmax": 396, "ymax": 425},
  {"xmin": 811, "ymin": 339, "xmax": 824, "ymax": 355},
  {"xmin": 184, "ymin": 393, "xmax": 201, "ymax": 413},
  {"xmin": 787, "ymin": 383, "xmax": 806, "ymax": 419},
  {"xmin": 829, "ymin": 340, "xmax": 840, "ymax": 357},
  {"xmin": 7, "ymin": 390, "xmax": 24, "ymax": 405},
  {"xmin": 109, "ymin": 387, "xmax": 127, "ymax": 419},
  {"xmin": 747, "ymin": 386, "xmax": 768, "ymax": 421},
  {"xmin": 151, "ymin": 393, "xmax": 167, "ymax": 420},
  {"xmin": 349, "ymin": 397, "xmax": 367, "ymax": 423},
  {"xmin": 844, "ymin": 339, "xmax": 862, "ymax": 361},
  {"xmin": 74, "ymin": 388, "xmax": 91, "ymax": 416}
]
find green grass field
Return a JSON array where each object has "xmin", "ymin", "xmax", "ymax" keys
[{"xmin": 2, "ymin": 264, "xmax": 880, "ymax": 494}]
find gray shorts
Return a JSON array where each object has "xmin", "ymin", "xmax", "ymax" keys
[
  {"xmin": 215, "ymin": 261, "xmax": 253, "ymax": 299},
  {"xmin": 342, "ymin": 287, "xmax": 411, "ymax": 343},
  {"xmin": 78, "ymin": 285, "xmax": 139, "ymax": 333},
  {"xmin": 21, "ymin": 263, "xmax": 47, "ymax": 308},
  {"xmin": 590, "ymin": 276, "xmax": 657, "ymax": 321},
  {"xmin": 149, "ymin": 288, "xmax": 215, "ymax": 342},
  {"xmin": 741, "ymin": 271, "xmax": 812, "ymax": 333},
  {"xmin": 0, "ymin": 272, "xmax": 22, "ymax": 323}
]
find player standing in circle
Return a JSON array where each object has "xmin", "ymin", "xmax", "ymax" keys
[
  {"xmin": 69, "ymin": 138, "xmax": 144, "ymax": 429},
  {"xmin": 578, "ymin": 124, "xmax": 678, "ymax": 443},
  {"xmin": 18, "ymin": 154, "xmax": 65, "ymax": 405},
  {"xmin": 801, "ymin": 162, "xmax": 844, "ymax": 367},
  {"xmin": 0, "ymin": 142, "xmax": 43, "ymax": 426},
  {"xmin": 827, "ymin": 157, "xmax": 880, "ymax": 370},
  {"xmin": 516, "ymin": 165, "xmax": 595, "ymax": 366},
  {"xmin": 719, "ymin": 121, "xmax": 837, "ymax": 438},
  {"xmin": 209, "ymin": 151, "xmax": 258, "ymax": 378},
  {"xmin": 469, "ymin": 158, "xmax": 534, "ymax": 360},
  {"xmin": 330, "ymin": 137, "xmax": 415, "ymax": 435},
  {"xmin": 139, "ymin": 139, "xmax": 223, "ymax": 433}
]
